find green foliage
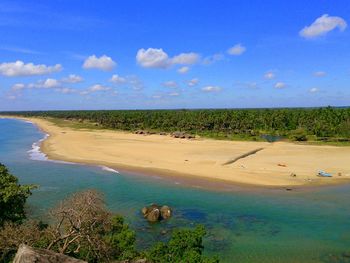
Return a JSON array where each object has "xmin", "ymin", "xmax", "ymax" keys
[
  {"xmin": 0, "ymin": 163, "xmax": 35, "ymax": 226},
  {"xmin": 289, "ymin": 128, "xmax": 308, "ymax": 141},
  {"xmin": 145, "ymin": 225, "xmax": 219, "ymax": 263},
  {"xmin": 3, "ymin": 107, "xmax": 350, "ymax": 142},
  {"xmin": 105, "ymin": 215, "xmax": 137, "ymax": 260},
  {"xmin": 0, "ymin": 164, "xmax": 219, "ymax": 262}
]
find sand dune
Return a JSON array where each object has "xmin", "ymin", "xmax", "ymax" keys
[{"xmin": 11, "ymin": 117, "xmax": 350, "ymax": 187}]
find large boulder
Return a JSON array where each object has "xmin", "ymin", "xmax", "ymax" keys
[
  {"xmin": 142, "ymin": 204, "xmax": 172, "ymax": 222},
  {"xmin": 146, "ymin": 208, "xmax": 160, "ymax": 222},
  {"xmin": 160, "ymin": 205, "xmax": 172, "ymax": 219},
  {"xmin": 13, "ymin": 244, "xmax": 86, "ymax": 263}
]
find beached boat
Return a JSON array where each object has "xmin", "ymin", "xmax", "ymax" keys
[{"xmin": 318, "ymin": 171, "xmax": 332, "ymax": 177}]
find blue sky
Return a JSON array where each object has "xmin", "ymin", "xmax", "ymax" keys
[{"xmin": 0, "ymin": 0, "xmax": 349, "ymax": 110}]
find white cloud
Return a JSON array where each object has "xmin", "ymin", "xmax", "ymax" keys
[
  {"xmin": 80, "ymin": 84, "xmax": 111, "ymax": 95},
  {"xmin": 309, "ymin": 87, "xmax": 319, "ymax": 93},
  {"xmin": 313, "ymin": 71, "xmax": 326, "ymax": 77},
  {"xmin": 202, "ymin": 86, "xmax": 222, "ymax": 92},
  {"xmin": 162, "ymin": 80, "xmax": 178, "ymax": 88},
  {"xmin": 169, "ymin": 92, "xmax": 180, "ymax": 96},
  {"xmin": 27, "ymin": 78, "xmax": 62, "ymax": 89},
  {"xmin": 177, "ymin": 66, "xmax": 190, "ymax": 74},
  {"xmin": 0, "ymin": 61, "xmax": 62, "ymax": 77},
  {"xmin": 264, "ymin": 71, "xmax": 275, "ymax": 80},
  {"xmin": 136, "ymin": 48, "xmax": 169, "ymax": 68},
  {"xmin": 83, "ymin": 55, "xmax": 116, "ymax": 71},
  {"xmin": 11, "ymin": 83, "xmax": 25, "ymax": 91},
  {"xmin": 171, "ymin": 52, "xmax": 200, "ymax": 65},
  {"xmin": 42, "ymin": 78, "xmax": 61, "ymax": 88},
  {"xmin": 88, "ymin": 84, "xmax": 111, "ymax": 92},
  {"xmin": 227, "ymin": 44, "xmax": 246, "ymax": 56},
  {"xmin": 59, "ymin": 88, "xmax": 75, "ymax": 94},
  {"xmin": 62, "ymin": 74, "xmax": 83, "ymax": 83},
  {"xmin": 274, "ymin": 82, "xmax": 286, "ymax": 89},
  {"xmin": 300, "ymin": 14, "xmax": 347, "ymax": 38},
  {"xmin": 128, "ymin": 75, "xmax": 144, "ymax": 90},
  {"xmin": 188, "ymin": 78, "xmax": 199, "ymax": 87},
  {"xmin": 0, "ymin": 46, "xmax": 42, "ymax": 55},
  {"xmin": 136, "ymin": 48, "xmax": 200, "ymax": 69},
  {"xmin": 110, "ymin": 74, "xmax": 126, "ymax": 84},
  {"xmin": 202, "ymin": 53, "xmax": 225, "ymax": 65}
]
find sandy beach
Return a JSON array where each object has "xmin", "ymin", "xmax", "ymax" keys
[{"xmin": 3, "ymin": 116, "xmax": 350, "ymax": 187}]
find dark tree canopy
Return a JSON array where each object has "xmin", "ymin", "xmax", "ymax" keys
[
  {"xmin": 0, "ymin": 163, "xmax": 35, "ymax": 226},
  {"xmin": 4, "ymin": 107, "xmax": 350, "ymax": 142}
]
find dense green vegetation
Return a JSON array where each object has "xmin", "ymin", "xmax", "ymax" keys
[
  {"xmin": 0, "ymin": 164, "xmax": 35, "ymax": 226},
  {"xmin": 2, "ymin": 107, "xmax": 350, "ymax": 143},
  {"xmin": 0, "ymin": 164, "xmax": 217, "ymax": 263}
]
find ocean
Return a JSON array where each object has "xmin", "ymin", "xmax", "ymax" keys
[{"xmin": 1, "ymin": 117, "xmax": 349, "ymax": 262}]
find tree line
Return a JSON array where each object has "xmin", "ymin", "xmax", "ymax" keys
[
  {"xmin": 2, "ymin": 107, "xmax": 350, "ymax": 141},
  {"xmin": 0, "ymin": 163, "xmax": 218, "ymax": 263}
]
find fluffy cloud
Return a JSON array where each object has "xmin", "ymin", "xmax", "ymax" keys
[
  {"xmin": 264, "ymin": 71, "xmax": 275, "ymax": 80},
  {"xmin": 136, "ymin": 48, "xmax": 169, "ymax": 68},
  {"xmin": 313, "ymin": 71, "xmax": 326, "ymax": 77},
  {"xmin": 28, "ymin": 78, "xmax": 61, "ymax": 89},
  {"xmin": 227, "ymin": 44, "xmax": 246, "ymax": 56},
  {"xmin": 162, "ymin": 80, "xmax": 178, "ymax": 88},
  {"xmin": 11, "ymin": 83, "xmax": 26, "ymax": 91},
  {"xmin": 136, "ymin": 48, "xmax": 200, "ymax": 69},
  {"xmin": 177, "ymin": 66, "xmax": 190, "ymax": 74},
  {"xmin": 110, "ymin": 74, "xmax": 126, "ymax": 84},
  {"xmin": 202, "ymin": 86, "xmax": 222, "ymax": 92},
  {"xmin": 309, "ymin": 87, "xmax": 319, "ymax": 93},
  {"xmin": 0, "ymin": 61, "xmax": 62, "ymax": 77},
  {"xmin": 188, "ymin": 78, "xmax": 199, "ymax": 87},
  {"xmin": 171, "ymin": 52, "xmax": 200, "ymax": 65},
  {"xmin": 9, "ymin": 78, "xmax": 78, "ymax": 95},
  {"xmin": 80, "ymin": 84, "xmax": 111, "ymax": 95},
  {"xmin": 274, "ymin": 82, "xmax": 286, "ymax": 89},
  {"xmin": 62, "ymin": 74, "xmax": 83, "ymax": 83},
  {"xmin": 300, "ymin": 14, "xmax": 347, "ymax": 38},
  {"xmin": 83, "ymin": 55, "xmax": 116, "ymax": 71}
]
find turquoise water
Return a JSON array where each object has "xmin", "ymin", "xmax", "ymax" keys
[{"xmin": 1, "ymin": 118, "xmax": 350, "ymax": 262}]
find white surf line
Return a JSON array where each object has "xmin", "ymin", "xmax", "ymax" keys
[
  {"xmin": 7, "ymin": 117, "xmax": 120, "ymax": 175},
  {"xmin": 99, "ymin": 165, "xmax": 120, "ymax": 174},
  {"xmin": 28, "ymin": 133, "xmax": 50, "ymax": 161},
  {"xmin": 27, "ymin": 134, "xmax": 120, "ymax": 174}
]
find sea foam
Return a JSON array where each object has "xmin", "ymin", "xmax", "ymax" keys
[
  {"xmin": 100, "ymin": 165, "xmax": 120, "ymax": 174},
  {"xmin": 28, "ymin": 134, "xmax": 49, "ymax": 161}
]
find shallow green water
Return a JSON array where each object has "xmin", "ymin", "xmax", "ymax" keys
[{"xmin": 1, "ymin": 118, "xmax": 350, "ymax": 262}]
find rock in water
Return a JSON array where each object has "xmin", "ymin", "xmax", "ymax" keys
[
  {"xmin": 160, "ymin": 205, "xmax": 172, "ymax": 219},
  {"xmin": 146, "ymin": 208, "xmax": 160, "ymax": 222},
  {"xmin": 13, "ymin": 244, "xmax": 86, "ymax": 263},
  {"xmin": 142, "ymin": 204, "xmax": 172, "ymax": 222},
  {"xmin": 141, "ymin": 206, "xmax": 148, "ymax": 215}
]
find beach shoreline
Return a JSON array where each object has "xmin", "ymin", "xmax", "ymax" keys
[{"xmin": 2, "ymin": 115, "xmax": 350, "ymax": 188}]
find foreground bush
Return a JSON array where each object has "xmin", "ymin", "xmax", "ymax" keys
[{"xmin": 0, "ymin": 186, "xmax": 218, "ymax": 262}]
